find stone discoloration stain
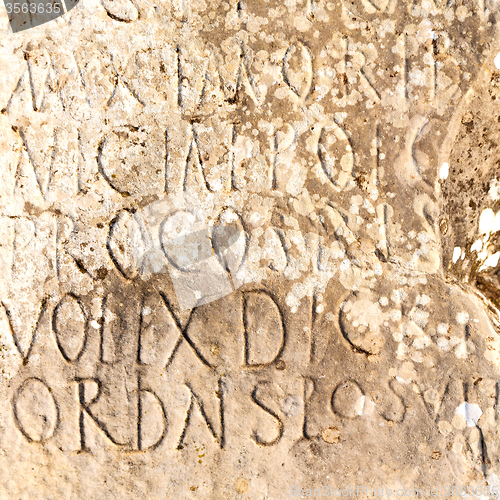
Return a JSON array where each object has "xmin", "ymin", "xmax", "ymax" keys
[{"xmin": 1, "ymin": 0, "xmax": 500, "ymax": 498}]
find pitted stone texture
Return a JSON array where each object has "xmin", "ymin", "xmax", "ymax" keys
[{"xmin": 1, "ymin": 0, "xmax": 500, "ymax": 498}]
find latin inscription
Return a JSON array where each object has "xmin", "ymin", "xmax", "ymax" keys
[
  {"xmin": 0, "ymin": 279, "xmax": 497, "ymax": 474},
  {"xmin": 0, "ymin": 0, "xmax": 499, "ymax": 489}
]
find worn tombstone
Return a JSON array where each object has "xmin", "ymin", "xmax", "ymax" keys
[{"xmin": 3, "ymin": 0, "xmax": 500, "ymax": 498}]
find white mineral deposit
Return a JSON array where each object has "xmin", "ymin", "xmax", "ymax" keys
[{"xmin": 1, "ymin": 0, "xmax": 500, "ymax": 498}]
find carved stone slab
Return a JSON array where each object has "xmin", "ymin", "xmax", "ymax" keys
[{"xmin": 1, "ymin": 0, "xmax": 500, "ymax": 498}]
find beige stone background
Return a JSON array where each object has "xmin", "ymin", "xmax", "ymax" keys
[{"xmin": 2, "ymin": 0, "xmax": 500, "ymax": 498}]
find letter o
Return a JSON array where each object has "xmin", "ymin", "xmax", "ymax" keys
[{"xmin": 13, "ymin": 378, "xmax": 58, "ymax": 442}]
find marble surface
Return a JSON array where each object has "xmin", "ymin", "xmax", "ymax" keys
[{"xmin": 1, "ymin": 0, "xmax": 500, "ymax": 498}]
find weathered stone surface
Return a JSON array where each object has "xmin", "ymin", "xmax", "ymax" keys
[{"xmin": 2, "ymin": 0, "xmax": 500, "ymax": 498}]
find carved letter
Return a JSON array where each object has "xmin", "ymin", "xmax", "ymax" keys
[
  {"xmin": 250, "ymin": 382, "xmax": 283, "ymax": 446},
  {"xmin": 137, "ymin": 375, "xmax": 167, "ymax": 451},
  {"xmin": 13, "ymin": 378, "xmax": 58, "ymax": 443},
  {"xmin": 177, "ymin": 380, "xmax": 225, "ymax": 449},
  {"xmin": 75, "ymin": 379, "xmax": 126, "ymax": 451},
  {"xmin": 243, "ymin": 291, "xmax": 285, "ymax": 367}
]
